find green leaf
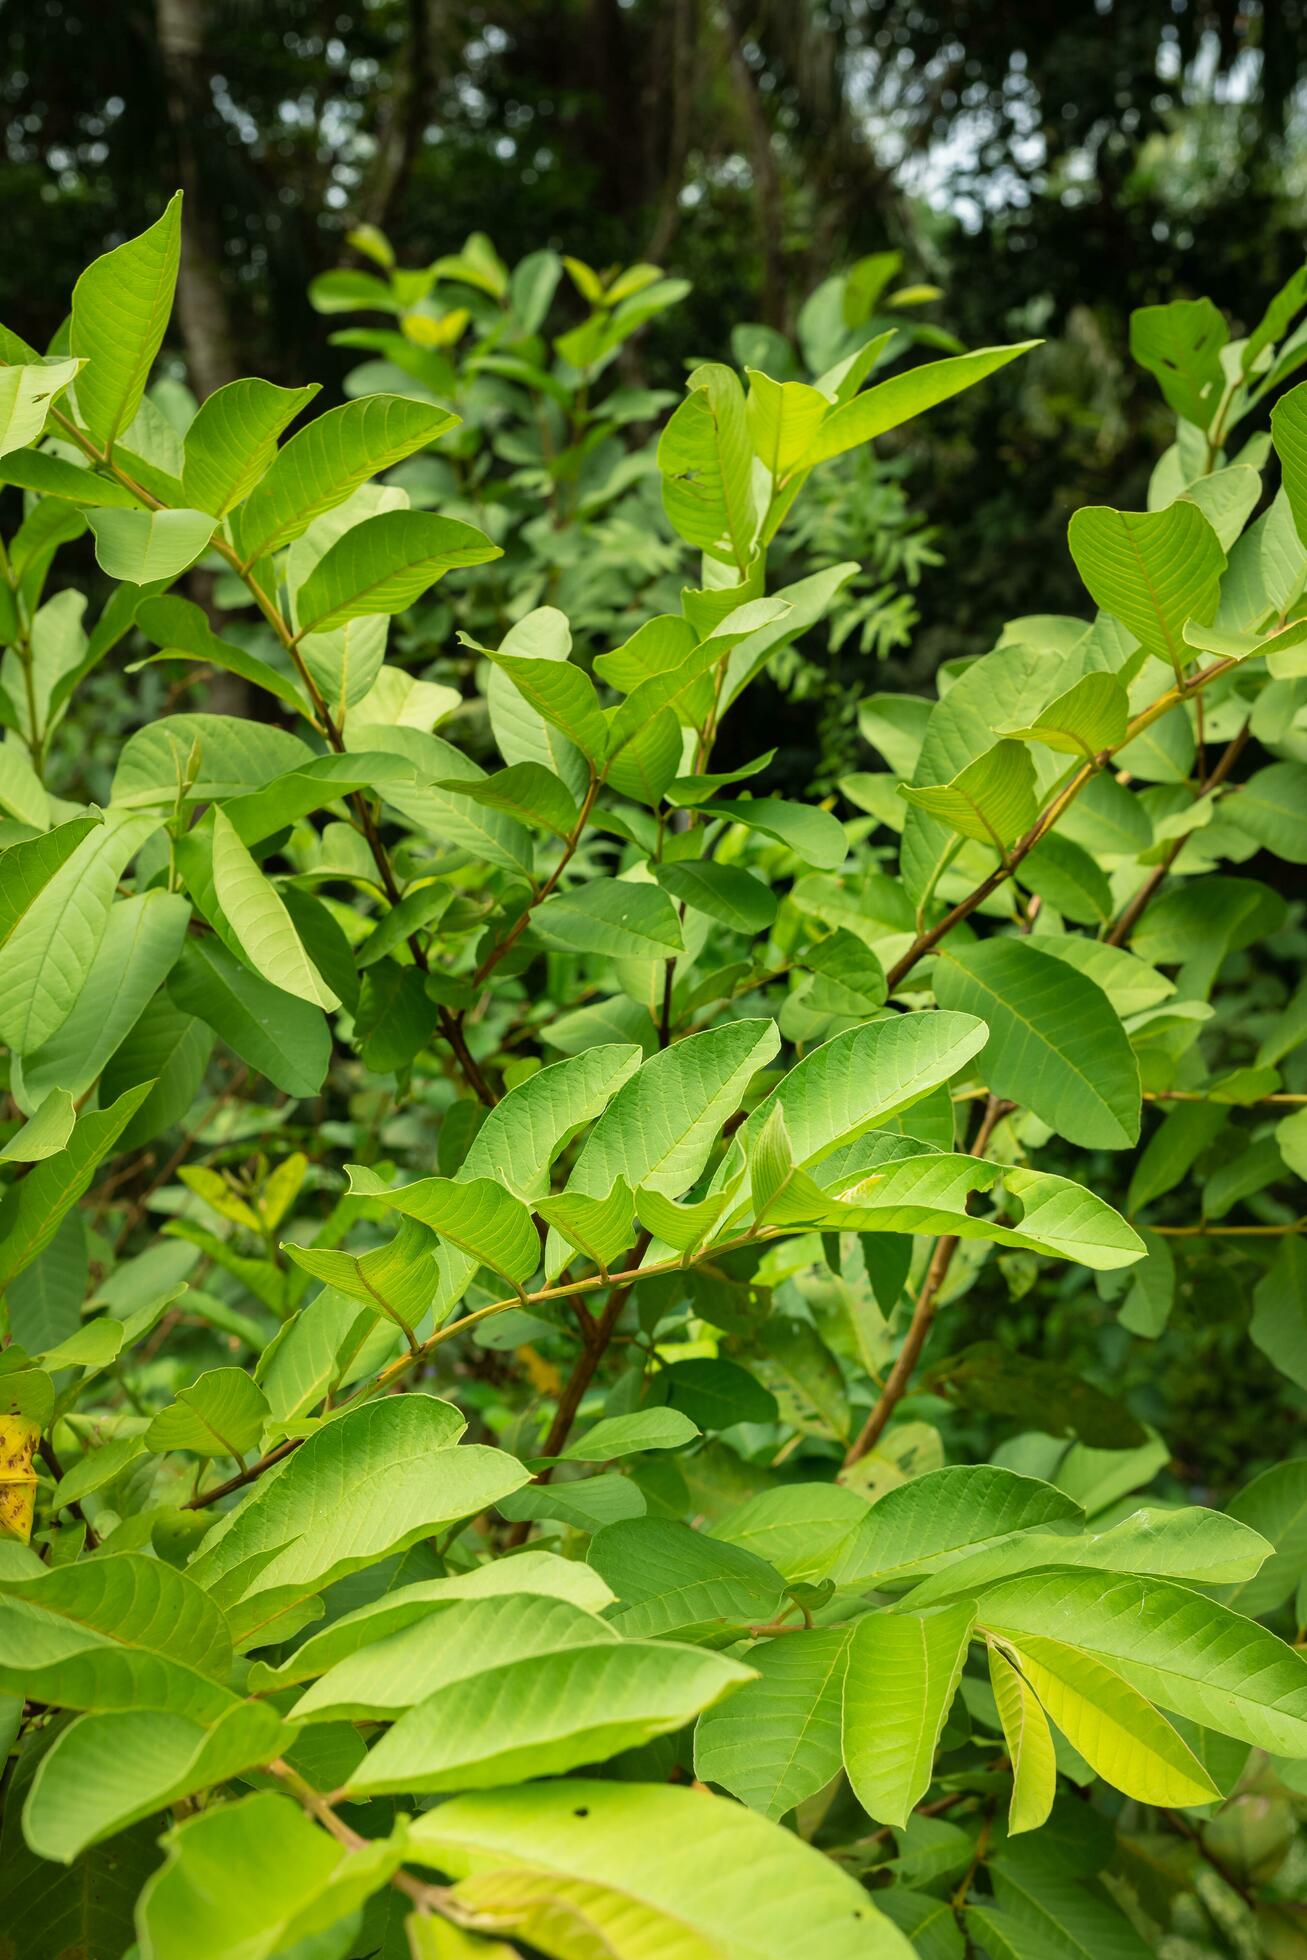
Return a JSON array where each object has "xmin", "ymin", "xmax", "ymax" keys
[
  {"xmin": 899, "ymin": 739, "xmax": 1037, "ymax": 848},
  {"xmin": 0, "ymin": 1083, "xmax": 153, "ymax": 1290},
  {"xmin": 826, "ymin": 1464, "xmax": 1082, "ymax": 1591},
  {"xmin": 363, "ymin": 1171, "xmax": 541, "ymax": 1287},
  {"xmin": 248, "ymin": 1549, "xmax": 617, "ymax": 1691},
  {"xmin": 133, "ymin": 592, "xmax": 306, "ymax": 711},
  {"xmin": 799, "ymin": 342, "xmax": 1039, "ymax": 467},
  {"xmin": 557, "ymin": 1020, "xmax": 780, "ymax": 1272},
  {"xmin": 559, "ymin": 1408, "xmax": 700, "ymax": 1462},
  {"xmin": 440, "ymin": 760, "xmax": 579, "ymax": 839},
  {"xmin": 181, "ymin": 376, "xmax": 320, "ymax": 517},
  {"xmin": 842, "ymin": 1601, "xmax": 975, "ymax": 1825},
  {"xmin": 410, "ymin": 1780, "xmax": 915, "ymax": 1960},
  {"xmin": 748, "ymin": 369, "xmax": 829, "ymax": 475},
  {"xmin": 0, "ymin": 808, "xmax": 159, "ymax": 1055},
  {"xmin": 989, "ymin": 1644, "xmax": 1057, "ymax": 1835},
  {"xmin": 137, "ymin": 1791, "xmax": 408, "ymax": 1960},
  {"xmin": 1224, "ymin": 761, "xmax": 1307, "ymax": 862},
  {"xmin": 1129, "ymin": 298, "xmax": 1228, "ymax": 427},
  {"xmin": 1270, "ymin": 377, "xmax": 1307, "ymax": 545},
  {"xmin": 211, "ymin": 808, "xmax": 338, "ymax": 1009},
  {"xmin": 533, "ymin": 878, "xmax": 685, "ymax": 959},
  {"xmin": 536, "ymin": 1179, "xmax": 636, "ymax": 1273},
  {"xmin": 1218, "ymin": 1457, "xmax": 1307, "ymax": 1617},
  {"xmin": 902, "ymin": 1504, "xmax": 1271, "ymax": 1608},
  {"xmin": 934, "ymin": 938, "xmax": 1141, "ymax": 1149},
  {"xmin": 85, "ymin": 505, "xmax": 213, "ymax": 583},
  {"xmin": 0, "ymin": 1088, "xmax": 74, "ymax": 1162},
  {"xmin": 711, "ymin": 1483, "xmax": 870, "ymax": 1583},
  {"xmin": 976, "ymin": 1569, "xmax": 1307, "ymax": 1754},
  {"xmin": 1017, "ymin": 834, "xmax": 1113, "ymax": 926},
  {"xmin": 69, "ymin": 193, "xmax": 181, "ymax": 449},
  {"xmin": 23, "ymin": 1701, "xmax": 288, "ymax": 1864},
  {"xmin": 655, "ymin": 858, "xmax": 778, "ymax": 932},
  {"xmin": 236, "ymin": 394, "xmax": 458, "ymax": 561},
  {"xmin": 0, "ymin": 442, "xmax": 141, "ymax": 505},
  {"xmin": 460, "ymin": 1046, "xmax": 643, "ymax": 1203},
  {"xmin": 663, "ymin": 1356, "xmax": 780, "ymax": 1430},
  {"xmin": 0, "ymin": 1552, "xmax": 234, "ymax": 1717},
  {"xmin": 167, "ymin": 934, "xmax": 331, "ymax": 1098},
  {"xmin": 19, "ymin": 889, "xmax": 190, "ymax": 1104},
  {"xmin": 999, "ymin": 672, "xmax": 1130, "ymax": 759},
  {"xmin": 695, "ymin": 1625, "xmax": 851, "ymax": 1818},
  {"xmin": 1000, "ymin": 1633, "xmax": 1217, "ymax": 1806},
  {"xmin": 696, "ymin": 795, "xmax": 848, "ymax": 871},
  {"xmin": 331, "ymin": 1594, "xmax": 750, "ymax": 1792},
  {"xmin": 145, "ymin": 1366, "xmax": 271, "ymax": 1459},
  {"xmin": 479, "ymin": 642, "xmax": 608, "ymax": 760},
  {"xmin": 282, "ymin": 1216, "xmax": 440, "ymax": 1336},
  {"xmin": 1067, "ymin": 503, "xmax": 1225, "ymax": 670},
  {"xmin": 186, "ymin": 1396, "xmax": 528, "ymax": 1634},
  {"xmin": 294, "ymin": 509, "xmax": 500, "ymax": 634},
  {"xmin": 727, "ymin": 1011, "xmax": 986, "ymax": 1178},
  {"xmin": 658, "ymin": 363, "xmax": 756, "ymax": 566},
  {"xmin": 0, "ymin": 357, "xmax": 82, "ymax": 458},
  {"xmin": 588, "ymin": 1517, "xmax": 788, "ymax": 1640}
]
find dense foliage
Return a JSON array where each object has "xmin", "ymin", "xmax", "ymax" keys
[{"xmin": 0, "ymin": 193, "xmax": 1305, "ymax": 1959}]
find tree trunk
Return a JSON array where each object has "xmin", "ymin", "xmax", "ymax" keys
[
  {"xmin": 154, "ymin": 0, "xmax": 238, "ymax": 399},
  {"xmin": 721, "ymin": 2, "xmax": 787, "ymax": 330},
  {"xmin": 359, "ymin": 0, "xmax": 438, "ymax": 233}
]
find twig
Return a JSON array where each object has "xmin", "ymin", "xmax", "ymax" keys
[
  {"xmin": 885, "ymin": 660, "xmax": 1240, "ymax": 992},
  {"xmin": 842, "ymin": 1097, "xmax": 1012, "ymax": 1468}
]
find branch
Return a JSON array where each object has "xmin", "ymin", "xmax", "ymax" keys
[
  {"xmin": 884, "ymin": 658, "xmax": 1240, "ymax": 992},
  {"xmin": 49, "ymin": 405, "xmax": 497, "ymax": 1109},
  {"xmin": 1105, "ymin": 719, "xmax": 1250, "ymax": 948},
  {"xmin": 842, "ymin": 1096, "xmax": 1013, "ymax": 1468},
  {"xmin": 186, "ymin": 1226, "xmax": 766, "ymax": 1509}
]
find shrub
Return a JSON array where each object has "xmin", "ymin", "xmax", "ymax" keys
[{"xmin": 0, "ymin": 193, "xmax": 1304, "ymax": 1958}]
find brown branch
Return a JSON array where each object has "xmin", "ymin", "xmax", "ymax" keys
[
  {"xmin": 884, "ymin": 659, "xmax": 1240, "ymax": 993},
  {"xmin": 842, "ymin": 1097, "xmax": 1012, "ymax": 1468},
  {"xmin": 1105, "ymin": 719, "xmax": 1250, "ymax": 948},
  {"xmin": 503, "ymin": 1231, "xmax": 653, "ymax": 1548}
]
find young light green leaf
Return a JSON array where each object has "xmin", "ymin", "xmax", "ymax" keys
[
  {"xmin": 999, "ymin": 672, "xmax": 1130, "ymax": 759},
  {"xmin": 988, "ymin": 1644, "xmax": 1057, "ymax": 1835},
  {"xmin": 69, "ymin": 193, "xmax": 182, "ymax": 449},
  {"xmin": 410, "ymin": 1780, "xmax": 915, "ymax": 1960},
  {"xmin": 798, "ymin": 342, "xmax": 1039, "ymax": 467},
  {"xmin": 536, "ymin": 1179, "xmax": 636, "ymax": 1274},
  {"xmin": 362, "ymin": 1172, "xmax": 541, "ymax": 1287},
  {"xmin": 0, "ymin": 357, "xmax": 82, "ymax": 459},
  {"xmin": 1001, "ymin": 1634, "xmax": 1217, "ymax": 1807},
  {"xmin": 977, "ymin": 1569, "xmax": 1307, "ymax": 1754},
  {"xmin": 0, "ymin": 1088, "xmax": 75, "ymax": 1163},
  {"xmin": 282, "ymin": 1216, "xmax": 440, "ymax": 1335}
]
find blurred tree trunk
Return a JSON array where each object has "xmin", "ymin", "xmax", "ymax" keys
[
  {"xmin": 720, "ymin": 1, "xmax": 786, "ymax": 328},
  {"xmin": 645, "ymin": 0, "xmax": 700, "ymax": 264},
  {"xmin": 154, "ymin": 0, "xmax": 237, "ymax": 399},
  {"xmin": 360, "ymin": 0, "xmax": 439, "ymax": 232}
]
